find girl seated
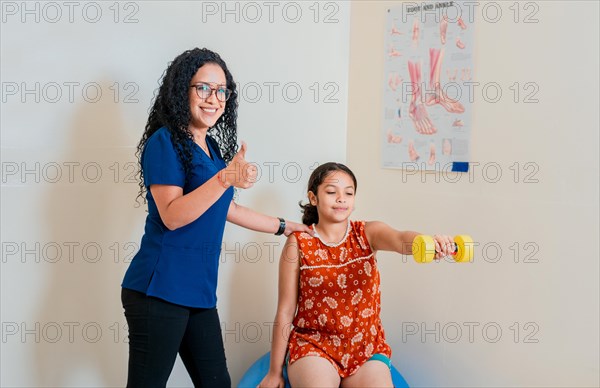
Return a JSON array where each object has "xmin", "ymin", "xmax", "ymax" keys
[{"xmin": 259, "ymin": 162, "xmax": 454, "ymax": 387}]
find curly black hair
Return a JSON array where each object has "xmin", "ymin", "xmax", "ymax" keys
[
  {"xmin": 299, "ymin": 162, "xmax": 358, "ymax": 225},
  {"xmin": 135, "ymin": 48, "xmax": 238, "ymax": 204}
]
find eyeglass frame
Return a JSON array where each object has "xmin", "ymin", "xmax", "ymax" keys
[{"xmin": 189, "ymin": 82, "xmax": 232, "ymax": 102}]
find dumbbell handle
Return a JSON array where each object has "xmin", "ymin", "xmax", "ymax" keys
[
  {"xmin": 437, "ymin": 243, "xmax": 458, "ymax": 255},
  {"xmin": 413, "ymin": 235, "xmax": 474, "ymax": 263}
]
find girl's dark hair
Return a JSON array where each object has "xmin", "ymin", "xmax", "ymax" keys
[
  {"xmin": 136, "ymin": 48, "xmax": 238, "ymax": 204},
  {"xmin": 299, "ymin": 162, "xmax": 358, "ymax": 225}
]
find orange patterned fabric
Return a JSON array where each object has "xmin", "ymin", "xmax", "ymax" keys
[{"xmin": 288, "ymin": 220, "xmax": 391, "ymax": 377}]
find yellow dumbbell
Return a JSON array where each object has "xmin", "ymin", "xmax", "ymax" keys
[{"xmin": 412, "ymin": 235, "xmax": 474, "ymax": 263}]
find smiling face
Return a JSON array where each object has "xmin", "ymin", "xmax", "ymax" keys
[
  {"xmin": 309, "ymin": 171, "xmax": 356, "ymax": 224},
  {"xmin": 188, "ymin": 63, "xmax": 227, "ymax": 132}
]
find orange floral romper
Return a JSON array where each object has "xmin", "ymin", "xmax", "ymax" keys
[{"xmin": 288, "ymin": 220, "xmax": 391, "ymax": 377}]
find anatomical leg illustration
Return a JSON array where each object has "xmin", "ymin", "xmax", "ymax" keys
[
  {"xmin": 408, "ymin": 60, "xmax": 437, "ymax": 135},
  {"xmin": 442, "ymin": 138, "xmax": 452, "ymax": 155},
  {"xmin": 408, "ymin": 139, "xmax": 420, "ymax": 161},
  {"xmin": 426, "ymin": 48, "xmax": 465, "ymax": 114},
  {"xmin": 440, "ymin": 15, "xmax": 448, "ymax": 45},
  {"xmin": 412, "ymin": 17, "xmax": 420, "ymax": 47},
  {"xmin": 428, "ymin": 142, "xmax": 436, "ymax": 165}
]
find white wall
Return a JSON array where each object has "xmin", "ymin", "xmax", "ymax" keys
[
  {"xmin": 347, "ymin": 1, "xmax": 599, "ymax": 387},
  {"xmin": 0, "ymin": 2, "xmax": 349, "ymax": 386}
]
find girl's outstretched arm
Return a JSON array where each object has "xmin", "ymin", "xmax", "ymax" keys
[
  {"xmin": 258, "ymin": 234, "xmax": 300, "ymax": 388},
  {"xmin": 365, "ymin": 221, "xmax": 454, "ymax": 257}
]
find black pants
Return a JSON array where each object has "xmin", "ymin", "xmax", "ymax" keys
[{"xmin": 121, "ymin": 288, "xmax": 231, "ymax": 388}]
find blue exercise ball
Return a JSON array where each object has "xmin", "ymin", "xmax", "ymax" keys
[{"xmin": 238, "ymin": 352, "xmax": 409, "ymax": 387}]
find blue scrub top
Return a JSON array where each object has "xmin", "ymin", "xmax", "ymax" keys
[{"xmin": 122, "ymin": 127, "xmax": 234, "ymax": 308}]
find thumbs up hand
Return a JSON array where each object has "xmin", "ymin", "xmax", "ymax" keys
[{"xmin": 220, "ymin": 142, "xmax": 257, "ymax": 189}]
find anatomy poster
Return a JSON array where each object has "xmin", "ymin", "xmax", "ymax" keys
[{"xmin": 382, "ymin": 2, "xmax": 473, "ymax": 172}]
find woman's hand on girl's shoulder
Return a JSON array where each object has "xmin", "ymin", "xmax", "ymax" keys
[{"xmin": 283, "ymin": 220, "xmax": 315, "ymax": 237}]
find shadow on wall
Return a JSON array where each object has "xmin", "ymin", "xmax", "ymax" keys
[
  {"xmin": 33, "ymin": 80, "xmax": 143, "ymax": 386},
  {"xmin": 225, "ymin": 186, "xmax": 288, "ymax": 385}
]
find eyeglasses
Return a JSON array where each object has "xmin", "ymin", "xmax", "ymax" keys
[{"xmin": 190, "ymin": 82, "xmax": 232, "ymax": 102}]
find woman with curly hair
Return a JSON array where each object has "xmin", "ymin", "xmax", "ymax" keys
[{"xmin": 121, "ymin": 48, "xmax": 311, "ymax": 387}]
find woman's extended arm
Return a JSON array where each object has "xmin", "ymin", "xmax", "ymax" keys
[{"xmin": 227, "ymin": 201, "xmax": 312, "ymax": 236}]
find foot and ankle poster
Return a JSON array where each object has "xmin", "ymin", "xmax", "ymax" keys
[{"xmin": 382, "ymin": 1, "xmax": 473, "ymax": 172}]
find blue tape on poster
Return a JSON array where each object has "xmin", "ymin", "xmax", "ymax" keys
[{"xmin": 451, "ymin": 162, "xmax": 469, "ymax": 172}]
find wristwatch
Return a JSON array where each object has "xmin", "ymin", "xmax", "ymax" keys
[{"xmin": 275, "ymin": 217, "xmax": 286, "ymax": 236}]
